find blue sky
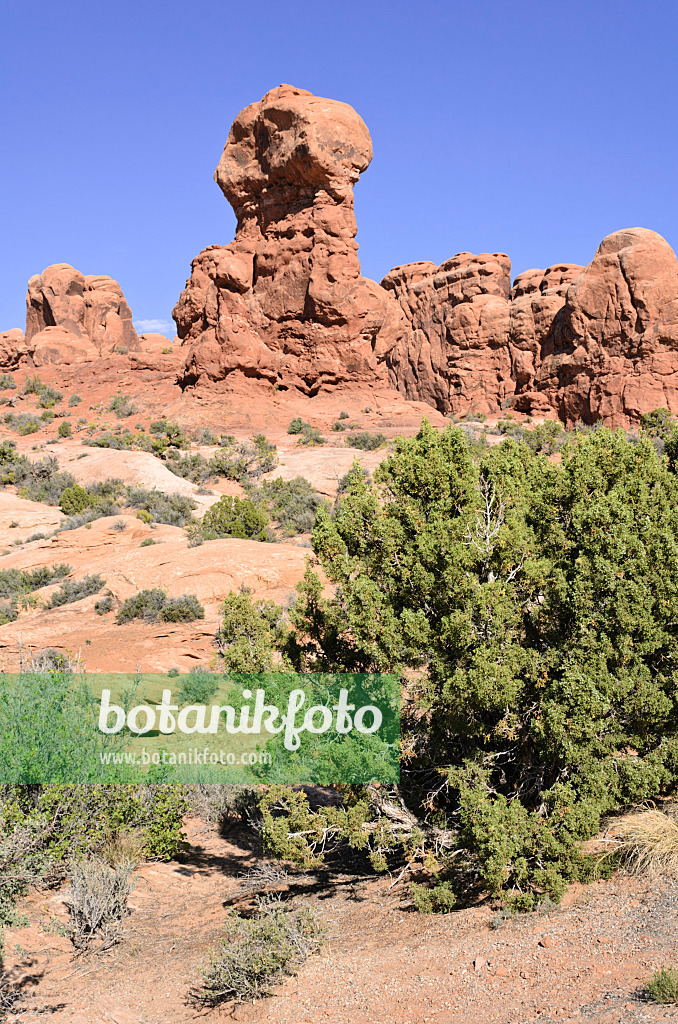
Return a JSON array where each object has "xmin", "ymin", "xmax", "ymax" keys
[{"xmin": 1, "ymin": 0, "xmax": 676, "ymax": 334}]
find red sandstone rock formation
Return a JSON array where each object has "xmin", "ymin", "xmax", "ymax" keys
[
  {"xmin": 385, "ymin": 229, "xmax": 678, "ymax": 427},
  {"xmin": 26, "ymin": 264, "xmax": 139, "ymax": 357},
  {"xmin": 0, "ymin": 329, "xmax": 27, "ymax": 368},
  {"xmin": 173, "ymin": 85, "xmax": 406, "ymax": 393}
]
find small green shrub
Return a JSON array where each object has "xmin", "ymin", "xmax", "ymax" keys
[
  {"xmin": 197, "ymin": 898, "xmax": 324, "ymax": 1005},
  {"xmin": 48, "ymin": 574, "xmax": 105, "ymax": 608},
  {"xmin": 68, "ymin": 394, "xmax": 82, "ymax": 407},
  {"xmin": 339, "ymin": 410, "xmax": 349, "ymax": 420},
  {"xmin": 59, "ymin": 484, "xmax": 92, "ymax": 515},
  {"xmin": 57, "ymin": 420, "xmax": 72, "ymax": 438},
  {"xmin": 287, "ymin": 419, "xmax": 325, "ymax": 446},
  {"xmin": 125, "ymin": 487, "xmax": 196, "ymax": 526},
  {"xmin": 176, "ymin": 668, "xmax": 220, "ymax": 705},
  {"xmin": 345, "ymin": 431, "xmax": 387, "ymax": 451},
  {"xmin": 23, "ymin": 374, "xmax": 44, "ymax": 395},
  {"xmin": 216, "ymin": 592, "xmax": 287, "ymax": 672},
  {"xmin": 94, "ymin": 593, "xmax": 115, "ymax": 615},
  {"xmin": 109, "ymin": 394, "xmax": 137, "ymax": 419},
  {"xmin": 139, "ymin": 537, "xmax": 156, "ymax": 548},
  {"xmin": 410, "ymin": 880, "xmax": 457, "ymax": 913},
  {"xmin": 11, "ymin": 413, "xmax": 42, "ymax": 435},
  {"xmin": 647, "ymin": 966, "xmax": 678, "ymax": 1004},
  {"xmin": 116, "ymin": 589, "xmax": 204, "ymax": 624},
  {"xmin": 37, "ymin": 385, "xmax": 63, "ymax": 409},
  {"xmin": 0, "ymin": 374, "xmax": 17, "ymax": 390},
  {"xmin": 247, "ymin": 476, "xmax": 325, "ymax": 535},
  {"xmin": 201, "ymin": 495, "xmax": 269, "ymax": 541}
]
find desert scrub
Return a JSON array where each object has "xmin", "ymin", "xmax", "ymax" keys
[
  {"xmin": 611, "ymin": 810, "xmax": 678, "ymax": 875},
  {"xmin": 247, "ymin": 476, "xmax": 326, "ymax": 535},
  {"xmin": 647, "ymin": 966, "xmax": 678, "ymax": 1004},
  {"xmin": 37, "ymin": 385, "xmax": 63, "ymax": 409},
  {"xmin": 7, "ymin": 413, "xmax": 42, "ymax": 435},
  {"xmin": 48, "ymin": 574, "xmax": 105, "ymax": 608},
  {"xmin": 115, "ymin": 589, "xmax": 204, "ymax": 624},
  {"xmin": 57, "ymin": 420, "xmax": 72, "ymax": 438},
  {"xmin": 201, "ymin": 495, "xmax": 269, "ymax": 541},
  {"xmin": 0, "ymin": 374, "xmax": 16, "ymax": 390},
  {"xmin": 67, "ymin": 856, "xmax": 135, "ymax": 949},
  {"xmin": 94, "ymin": 593, "xmax": 116, "ymax": 615},
  {"xmin": 197, "ymin": 897, "xmax": 324, "ymax": 1005},
  {"xmin": 109, "ymin": 394, "xmax": 137, "ymax": 419},
  {"xmin": 125, "ymin": 487, "xmax": 196, "ymax": 527},
  {"xmin": 287, "ymin": 418, "xmax": 325, "ymax": 446},
  {"xmin": 0, "ymin": 564, "xmax": 72, "ymax": 623},
  {"xmin": 208, "ymin": 434, "xmax": 277, "ymax": 481},
  {"xmin": 345, "ymin": 431, "xmax": 387, "ymax": 451}
]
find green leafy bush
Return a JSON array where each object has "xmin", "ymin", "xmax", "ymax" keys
[
  {"xmin": 176, "ymin": 668, "xmax": 220, "ymax": 705},
  {"xmin": 115, "ymin": 589, "xmax": 204, "ymax": 624},
  {"xmin": 198, "ymin": 897, "xmax": 324, "ymax": 1005},
  {"xmin": 68, "ymin": 394, "xmax": 82, "ymax": 407},
  {"xmin": 272, "ymin": 421, "xmax": 678, "ymax": 907},
  {"xmin": 94, "ymin": 593, "xmax": 115, "ymax": 615},
  {"xmin": 59, "ymin": 484, "xmax": 92, "ymax": 515},
  {"xmin": 37, "ymin": 385, "xmax": 63, "ymax": 409},
  {"xmin": 345, "ymin": 431, "xmax": 387, "ymax": 451},
  {"xmin": 48, "ymin": 574, "xmax": 105, "ymax": 608},
  {"xmin": 201, "ymin": 495, "xmax": 269, "ymax": 541},
  {"xmin": 215, "ymin": 592, "xmax": 287, "ymax": 672},
  {"xmin": 57, "ymin": 420, "xmax": 72, "ymax": 438}
]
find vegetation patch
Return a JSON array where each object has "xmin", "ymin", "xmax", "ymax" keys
[
  {"xmin": 201, "ymin": 495, "xmax": 270, "ymax": 541},
  {"xmin": 115, "ymin": 589, "xmax": 204, "ymax": 624},
  {"xmin": 197, "ymin": 897, "xmax": 324, "ymax": 1005},
  {"xmin": 48, "ymin": 574, "xmax": 105, "ymax": 608}
]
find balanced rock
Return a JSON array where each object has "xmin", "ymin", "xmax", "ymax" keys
[
  {"xmin": 174, "ymin": 85, "xmax": 405, "ymax": 392},
  {"xmin": 26, "ymin": 264, "xmax": 139, "ymax": 356}
]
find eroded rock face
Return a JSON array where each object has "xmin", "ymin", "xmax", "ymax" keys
[
  {"xmin": 0, "ymin": 329, "xmax": 27, "ymax": 369},
  {"xmin": 173, "ymin": 85, "xmax": 406, "ymax": 393},
  {"xmin": 386, "ymin": 229, "xmax": 678, "ymax": 426},
  {"xmin": 26, "ymin": 264, "xmax": 139, "ymax": 355},
  {"xmin": 517, "ymin": 228, "xmax": 678, "ymax": 424}
]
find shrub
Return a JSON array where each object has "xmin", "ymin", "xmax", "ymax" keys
[
  {"xmin": 521, "ymin": 419, "xmax": 564, "ymax": 454},
  {"xmin": 57, "ymin": 420, "xmax": 72, "ymax": 438},
  {"xmin": 287, "ymin": 419, "xmax": 325, "ymax": 446},
  {"xmin": 176, "ymin": 668, "xmax": 220, "ymax": 705},
  {"xmin": 209, "ymin": 435, "xmax": 278, "ymax": 482},
  {"xmin": 67, "ymin": 856, "xmax": 135, "ymax": 949},
  {"xmin": 37, "ymin": 385, "xmax": 63, "ymax": 408},
  {"xmin": 59, "ymin": 484, "xmax": 91, "ymax": 515},
  {"xmin": 95, "ymin": 593, "xmax": 115, "ymax": 615},
  {"xmin": 48, "ymin": 574, "xmax": 105, "ymax": 608},
  {"xmin": 109, "ymin": 394, "xmax": 137, "ymax": 419},
  {"xmin": 115, "ymin": 589, "xmax": 204, "ymax": 624},
  {"xmin": 197, "ymin": 897, "xmax": 324, "ymax": 1005},
  {"xmin": 167, "ymin": 452, "xmax": 212, "ymax": 485},
  {"xmin": 640, "ymin": 407, "xmax": 677, "ymax": 440},
  {"xmin": 0, "ymin": 374, "xmax": 16, "ymax": 390},
  {"xmin": 339, "ymin": 410, "xmax": 349, "ymax": 420},
  {"xmin": 272, "ymin": 422, "xmax": 678, "ymax": 907},
  {"xmin": 201, "ymin": 495, "xmax": 269, "ymax": 541},
  {"xmin": 11, "ymin": 413, "xmax": 41, "ymax": 435},
  {"xmin": 345, "ymin": 431, "xmax": 387, "ymax": 451},
  {"xmin": 139, "ymin": 537, "xmax": 156, "ymax": 547},
  {"xmin": 68, "ymin": 394, "xmax": 82, "ymax": 407},
  {"xmin": 125, "ymin": 487, "xmax": 196, "ymax": 526},
  {"xmin": 23, "ymin": 374, "xmax": 43, "ymax": 395},
  {"xmin": 215, "ymin": 592, "xmax": 287, "ymax": 672},
  {"xmin": 647, "ymin": 966, "xmax": 678, "ymax": 1004},
  {"xmin": 149, "ymin": 418, "xmax": 186, "ymax": 448},
  {"xmin": 248, "ymin": 476, "xmax": 326, "ymax": 535}
]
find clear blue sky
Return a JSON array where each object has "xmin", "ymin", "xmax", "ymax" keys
[{"xmin": 1, "ymin": 0, "xmax": 676, "ymax": 334}]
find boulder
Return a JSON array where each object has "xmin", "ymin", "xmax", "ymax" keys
[
  {"xmin": 173, "ymin": 85, "xmax": 406, "ymax": 394},
  {"xmin": 0, "ymin": 329, "xmax": 27, "ymax": 369},
  {"xmin": 26, "ymin": 264, "xmax": 139, "ymax": 356},
  {"xmin": 29, "ymin": 326, "xmax": 100, "ymax": 366}
]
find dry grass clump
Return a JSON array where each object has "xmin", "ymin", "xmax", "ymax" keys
[
  {"xmin": 67, "ymin": 856, "xmax": 135, "ymax": 949},
  {"xmin": 611, "ymin": 809, "xmax": 678, "ymax": 876}
]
